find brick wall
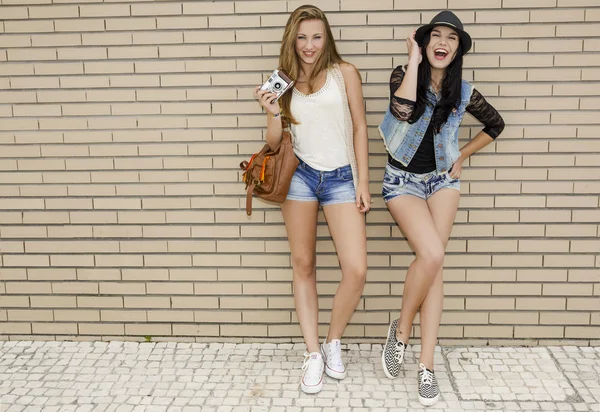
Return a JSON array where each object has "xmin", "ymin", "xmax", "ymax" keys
[{"xmin": 0, "ymin": 0, "xmax": 598, "ymax": 345}]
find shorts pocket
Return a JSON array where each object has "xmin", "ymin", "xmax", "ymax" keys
[
  {"xmin": 383, "ymin": 167, "xmax": 406, "ymax": 187},
  {"xmin": 339, "ymin": 169, "xmax": 353, "ymax": 181},
  {"xmin": 445, "ymin": 172, "xmax": 459, "ymax": 184}
]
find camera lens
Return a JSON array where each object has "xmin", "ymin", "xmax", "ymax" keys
[{"xmin": 273, "ymin": 82, "xmax": 282, "ymax": 90}]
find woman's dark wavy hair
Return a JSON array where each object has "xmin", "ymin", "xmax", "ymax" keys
[{"xmin": 409, "ymin": 31, "xmax": 464, "ymax": 134}]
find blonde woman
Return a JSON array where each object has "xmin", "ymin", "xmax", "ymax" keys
[{"xmin": 254, "ymin": 5, "xmax": 370, "ymax": 394}]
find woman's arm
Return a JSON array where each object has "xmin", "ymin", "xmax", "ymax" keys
[
  {"xmin": 253, "ymin": 86, "xmax": 284, "ymax": 150},
  {"xmin": 450, "ymin": 88, "xmax": 505, "ymax": 178},
  {"xmin": 340, "ymin": 62, "xmax": 371, "ymax": 213},
  {"xmin": 394, "ymin": 30, "xmax": 421, "ymax": 103}
]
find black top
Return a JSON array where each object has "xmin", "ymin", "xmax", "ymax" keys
[{"xmin": 388, "ymin": 66, "xmax": 505, "ymax": 174}]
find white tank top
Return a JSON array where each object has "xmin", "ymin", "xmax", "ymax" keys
[{"xmin": 290, "ymin": 69, "xmax": 350, "ymax": 171}]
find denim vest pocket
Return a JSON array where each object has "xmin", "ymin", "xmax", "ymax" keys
[{"xmin": 379, "ymin": 109, "xmax": 410, "ymax": 155}]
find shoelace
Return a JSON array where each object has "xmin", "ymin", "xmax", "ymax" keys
[
  {"xmin": 420, "ymin": 366, "xmax": 433, "ymax": 387},
  {"xmin": 327, "ymin": 341, "xmax": 343, "ymax": 368},
  {"xmin": 302, "ymin": 352, "xmax": 322, "ymax": 379},
  {"xmin": 394, "ymin": 341, "xmax": 405, "ymax": 364}
]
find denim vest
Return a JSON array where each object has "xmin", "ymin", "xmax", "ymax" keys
[{"xmin": 378, "ymin": 80, "xmax": 473, "ymax": 175}]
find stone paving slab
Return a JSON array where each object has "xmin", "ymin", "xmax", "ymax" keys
[{"xmin": 0, "ymin": 341, "xmax": 598, "ymax": 412}]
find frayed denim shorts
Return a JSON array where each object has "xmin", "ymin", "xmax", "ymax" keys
[
  {"xmin": 382, "ymin": 162, "xmax": 460, "ymax": 202},
  {"xmin": 286, "ymin": 158, "xmax": 355, "ymax": 206}
]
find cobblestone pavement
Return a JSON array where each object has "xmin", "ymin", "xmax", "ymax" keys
[{"xmin": 1, "ymin": 341, "xmax": 599, "ymax": 412}]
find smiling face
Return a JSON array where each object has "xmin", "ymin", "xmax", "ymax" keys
[
  {"xmin": 295, "ymin": 19, "xmax": 325, "ymax": 66},
  {"xmin": 425, "ymin": 25, "xmax": 460, "ymax": 70}
]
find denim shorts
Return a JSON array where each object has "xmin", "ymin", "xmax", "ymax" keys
[
  {"xmin": 382, "ymin": 162, "xmax": 460, "ymax": 202},
  {"xmin": 286, "ymin": 158, "xmax": 356, "ymax": 206}
]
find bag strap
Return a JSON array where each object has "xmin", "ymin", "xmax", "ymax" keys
[{"xmin": 245, "ymin": 181, "xmax": 255, "ymax": 216}]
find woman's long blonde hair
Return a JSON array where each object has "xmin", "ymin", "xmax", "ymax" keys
[{"xmin": 278, "ymin": 5, "xmax": 344, "ymax": 124}]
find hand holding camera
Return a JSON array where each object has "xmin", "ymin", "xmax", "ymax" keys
[
  {"xmin": 254, "ymin": 87, "xmax": 281, "ymax": 116},
  {"xmin": 254, "ymin": 69, "xmax": 295, "ymax": 116}
]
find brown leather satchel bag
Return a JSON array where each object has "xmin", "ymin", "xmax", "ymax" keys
[{"xmin": 240, "ymin": 122, "xmax": 298, "ymax": 216}]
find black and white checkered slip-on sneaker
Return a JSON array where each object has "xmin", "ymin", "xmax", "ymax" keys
[
  {"xmin": 381, "ymin": 318, "xmax": 407, "ymax": 379},
  {"xmin": 418, "ymin": 362, "xmax": 440, "ymax": 406}
]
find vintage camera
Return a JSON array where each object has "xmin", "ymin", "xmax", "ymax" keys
[{"xmin": 259, "ymin": 69, "xmax": 295, "ymax": 103}]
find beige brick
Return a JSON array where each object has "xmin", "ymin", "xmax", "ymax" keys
[
  {"xmin": 529, "ymin": 39, "xmax": 583, "ymax": 53},
  {"xmin": 30, "ymin": 296, "xmax": 76, "ymax": 308},
  {"xmin": 522, "ymin": 182, "xmax": 574, "ymax": 194},
  {"xmin": 4, "ymin": 20, "xmax": 54, "ymax": 33},
  {"xmin": 55, "ymin": 310, "xmax": 100, "ymax": 322},
  {"xmin": 173, "ymin": 324, "xmax": 219, "ymax": 336},
  {"xmin": 558, "ymin": 23, "xmax": 600, "ymax": 37},
  {"xmin": 55, "ymin": 19, "xmax": 105, "ymax": 33},
  {"xmin": 464, "ymin": 326, "xmax": 513, "ymax": 338},
  {"xmin": 567, "ymin": 297, "xmax": 600, "ymax": 311},
  {"xmin": 145, "ymin": 282, "xmax": 192, "ymax": 295},
  {"xmin": 101, "ymin": 310, "xmax": 146, "ymax": 322},
  {"xmin": 221, "ymin": 324, "xmax": 267, "ymax": 337},
  {"xmin": 492, "ymin": 255, "xmax": 543, "ymax": 268},
  {"xmin": 469, "ymin": 210, "xmax": 519, "ymax": 223},
  {"xmin": 393, "ymin": 0, "xmax": 446, "ymax": 9},
  {"xmin": 571, "ymin": 240, "xmax": 600, "ymax": 253},
  {"xmin": 171, "ymin": 296, "xmax": 218, "ymax": 309},
  {"xmin": 555, "ymin": 53, "xmax": 600, "ymax": 67},
  {"xmin": 532, "ymin": 9, "xmax": 586, "ymax": 23},
  {"xmin": 4, "ymin": 254, "xmax": 51, "ymax": 267},
  {"xmin": 156, "ymin": 16, "xmax": 208, "ymax": 30},
  {"xmin": 31, "ymin": 33, "xmax": 81, "ymax": 48},
  {"xmin": 105, "ymin": 17, "xmax": 156, "ymax": 31},
  {"xmin": 466, "ymin": 298, "xmax": 515, "ymax": 310},
  {"xmin": 130, "ymin": 3, "xmax": 181, "ymax": 16},
  {"xmin": 544, "ymin": 284, "xmax": 594, "ymax": 296},
  {"xmin": 147, "ymin": 310, "xmax": 193, "ymax": 323},
  {"xmin": 520, "ymin": 209, "xmax": 571, "ymax": 223},
  {"xmin": 132, "ymin": 32, "xmax": 183, "ymax": 45},
  {"xmin": 120, "ymin": 240, "xmax": 167, "ymax": 253},
  {"xmin": 493, "ymin": 282, "xmax": 542, "ymax": 296},
  {"xmin": 220, "ymin": 297, "xmax": 267, "ymax": 309},
  {"xmin": 445, "ymin": 283, "xmax": 491, "ymax": 297},
  {"xmin": 515, "ymin": 326, "xmax": 564, "ymax": 338},
  {"xmin": 0, "ymin": 268, "xmax": 27, "ymax": 281},
  {"xmin": 528, "ymin": 69, "xmax": 582, "ymax": 82},
  {"xmin": 477, "ymin": 10, "xmax": 529, "ymax": 23},
  {"xmin": 547, "ymin": 224, "xmax": 598, "ymax": 237},
  {"xmin": 210, "ymin": 43, "xmax": 262, "ymax": 57},
  {"xmin": 545, "ymin": 254, "xmax": 595, "ymax": 268},
  {"xmin": 469, "ymin": 182, "xmax": 521, "ymax": 194},
  {"xmin": 32, "ymin": 323, "xmax": 78, "ymax": 335},
  {"xmin": 564, "ymin": 327, "xmax": 600, "ymax": 339},
  {"xmin": 503, "ymin": 0, "xmax": 559, "ymax": 6},
  {"xmin": 0, "ymin": 322, "xmax": 31, "ymax": 334},
  {"xmin": 490, "ymin": 312, "xmax": 539, "ymax": 324},
  {"xmin": 0, "ymin": 296, "xmax": 30, "ymax": 308},
  {"xmin": 79, "ymin": 323, "xmax": 125, "ymax": 336},
  {"xmin": 502, "ymin": 24, "xmax": 555, "ymax": 38},
  {"xmin": 540, "ymin": 312, "xmax": 590, "ymax": 325},
  {"xmin": 526, "ymin": 97, "xmax": 579, "ymax": 110},
  {"xmin": 465, "ymin": 269, "xmax": 516, "ymax": 282},
  {"xmin": 467, "ymin": 239, "xmax": 517, "ymax": 253},
  {"xmin": 108, "ymin": 46, "xmax": 158, "ymax": 59},
  {"xmin": 80, "ymin": 4, "xmax": 130, "ymax": 17}
]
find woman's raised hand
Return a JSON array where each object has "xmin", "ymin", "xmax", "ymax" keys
[
  {"xmin": 407, "ymin": 30, "xmax": 422, "ymax": 65},
  {"xmin": 254, "ymin": 86, "xmax": 281, "ymax": 116}
]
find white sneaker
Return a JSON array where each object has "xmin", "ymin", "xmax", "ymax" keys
[
  {"xmin": 301, "ymin": 352, "xmax": 324, "ymax": 394},
  {"xmin": 321, "ymin": 338, "xmax": 346, "ymax": 379}
]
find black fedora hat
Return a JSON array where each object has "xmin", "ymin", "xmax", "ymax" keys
[{"xmin": 415, "ymin": 10, "xmax": 472, "ymax": 55}]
